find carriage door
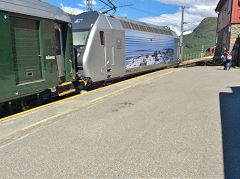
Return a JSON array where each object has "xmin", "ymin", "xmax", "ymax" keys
[
  {"xmin": 10, "ymin": 16, "xmax": 42, "ymax": 84},
  {"xmin": 55, "ymin": 24, "xmax": 65, "ymax": 77},
  {"xmin": 105, "ymin": 31, "xmax": 114, "ymax": 68}
]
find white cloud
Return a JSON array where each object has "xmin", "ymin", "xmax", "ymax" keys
[
  {"xmin": 60, "ymin": 3, "xmax": 85, "ymax": 15},
  {"xmin": 139, "ymin": 0, "xmax": 219, "ymax": 36},
  {"xmin": 154, "ymin": 0, "xmax": 218, "ymax": 7}
]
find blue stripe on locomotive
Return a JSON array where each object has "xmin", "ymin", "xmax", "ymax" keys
[{"xmin": 125, "ymin": 31, "xmax": 175, "ymax": 69}]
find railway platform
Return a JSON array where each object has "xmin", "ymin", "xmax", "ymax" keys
[{"xmin": 1, "ymin": 66, "xmax": 240, "ymax": 178}]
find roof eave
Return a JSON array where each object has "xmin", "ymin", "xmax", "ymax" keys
[{"xmin": 215, "ymin": 0, "xmax": 226, "ymax": 12}]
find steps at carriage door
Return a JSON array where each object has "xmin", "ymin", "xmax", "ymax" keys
[{"xmin": 10, "ymin": 16, "xmax": 43, "ymax": 84}]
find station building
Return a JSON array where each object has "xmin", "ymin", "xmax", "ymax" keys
[{"xmin": 215, "ymin": 0, "xmax": 240, "ymax": 65}]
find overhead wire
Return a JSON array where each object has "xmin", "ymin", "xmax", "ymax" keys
[
  {"xmin": 110, "ymin": 0, "xmax": 182, "ymax": 22},
  {"xmin": 110, "ymin": 0, "xmax": 199, "ymax": 29},
  {"xmin": 95, "ymin": 0, "xmax": 197, "ymax": 32}
]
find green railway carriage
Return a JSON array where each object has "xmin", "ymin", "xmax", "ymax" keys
[{"xmin": 0, "ymin": 0, "xmax": 75, "ymax": 109}]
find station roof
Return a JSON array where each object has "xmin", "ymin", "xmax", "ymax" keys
[
  {"xmin": 215, "ymin": 0, "xmax": 227, "ymax": 12},
  {"xmin": 0, "ymin": 0, "xmax": 71, "ymax": 23}
]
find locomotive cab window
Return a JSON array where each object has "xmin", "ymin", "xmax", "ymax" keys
[
  {"xmin": 73, "ymin": 29, "xmax": 89, "ymax": 47},
  {"xmin": 100, "ymin": 31, "xmax": 105, "ymax": 45}
]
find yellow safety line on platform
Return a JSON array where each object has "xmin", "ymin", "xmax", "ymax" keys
[
  {"xmin": 0, "ymin": 69, "xmax": 186, "ymax": 147},
  {"xmin": 0, "ymin": 85, "xmax": 136, "ymax": 147},
  {"xmin": 147, "ymin": 68, "xmax": 184, "ymax": 81},
  {"xmin": 0, "ymin": 67, "xmax": 184, "ymax": 122}
]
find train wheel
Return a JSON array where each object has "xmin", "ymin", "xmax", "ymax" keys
[{"xmin": 20, "ymin": 99, "xmax": 32, "ymax": 111}]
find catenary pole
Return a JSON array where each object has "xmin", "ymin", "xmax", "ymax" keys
[
  {"xmin": 86, "ymin": 0, "xmax": 93, "ymax": 11},
  {"xmin": 180, "ymin": 6, "xmax": 185, "ymax": 62}
]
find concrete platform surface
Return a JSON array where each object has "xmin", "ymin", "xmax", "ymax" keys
[{"xmin": 0, "ymin": 66, "xmax": 240, "ymax": 178}]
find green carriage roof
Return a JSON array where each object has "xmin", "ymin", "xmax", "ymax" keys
[{"xmin": 0, "ymin": 0, "xmax": 71, "ymax": 23}]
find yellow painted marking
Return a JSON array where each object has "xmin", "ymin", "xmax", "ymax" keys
[
  {"xmin": 0, "ymin": 85, "xmax": 137, "ymax": 147},
  {"xmin": 58, "ymin": 89, "xmax": 76, "ymax": 97},
  {"xmin": 147, "ymin": 68, "xmax": 185, "ymax": 81},
  {"xmin": 78, "ymin": 80, "xmax": 88, "ymax": 86},
  {"xmin": 0, "ymin": 67, "xmax": 183, "ymax": 122},
  {"xmin": 58, "ymin": 81, "xmax": 72, "ymax": 87}
]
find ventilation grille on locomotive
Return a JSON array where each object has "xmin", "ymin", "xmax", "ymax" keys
[{"xmin": 120, "ymin": 20, "xmax": 172, "ymax": 36}]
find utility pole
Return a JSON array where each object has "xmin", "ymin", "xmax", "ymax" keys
[
  {"xmin": 86, "ymin": 0, "xmax": 93, "ymax": 11},
  {"xmin": 201, "ymin": 44, "xmax": 204, "ymax": 57},
  {"xmin": 180, "ymin": 6, "xmax": 185, "ymax": 62}
]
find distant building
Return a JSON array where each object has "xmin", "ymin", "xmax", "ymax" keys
[{"xmin": 215, "ymin": 0, "xmax": 240, "ymax": 65}]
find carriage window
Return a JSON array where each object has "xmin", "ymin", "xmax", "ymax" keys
[
  {"xmin": 55, "ymin": 29, "xmax": 61, "ymax": 55},
  {"xmin": 100, "ymin": 31, "xmax": 105, "ymax": 45}
]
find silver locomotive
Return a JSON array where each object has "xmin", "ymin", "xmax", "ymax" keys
[{"xmin": 72, "ymin": 11, "xmax": 180, "ymax": 83}]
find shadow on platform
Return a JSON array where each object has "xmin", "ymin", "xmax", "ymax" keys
[{"xmin": 220, "ymin": 87, "xmax": 240, "ymax": 178}]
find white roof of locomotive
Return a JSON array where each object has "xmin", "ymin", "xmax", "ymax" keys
[
  {"xmin": 112, "ymin": 15, "xmax": 179, "ymax": 38},
  {"xmin": 0, "ymin": 0, "xmax": 71, "ymax": 23}
]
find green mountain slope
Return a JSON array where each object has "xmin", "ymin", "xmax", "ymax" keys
[{"xmin": 183, "ymin": 17, "xmax": 217, "ymax": 60}]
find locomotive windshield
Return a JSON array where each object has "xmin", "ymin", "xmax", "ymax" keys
[{"xmin": 73, "ymin": 30, "xmax": 90, "ymax": 46}]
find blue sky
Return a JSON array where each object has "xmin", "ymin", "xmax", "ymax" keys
[
  {"xmin": 45, "ymin": 0, "xmax": 219, "ymax": 35},
  {"xmin": 47, "ymin": 0, "xmax": 179, "ymax": 19}
]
